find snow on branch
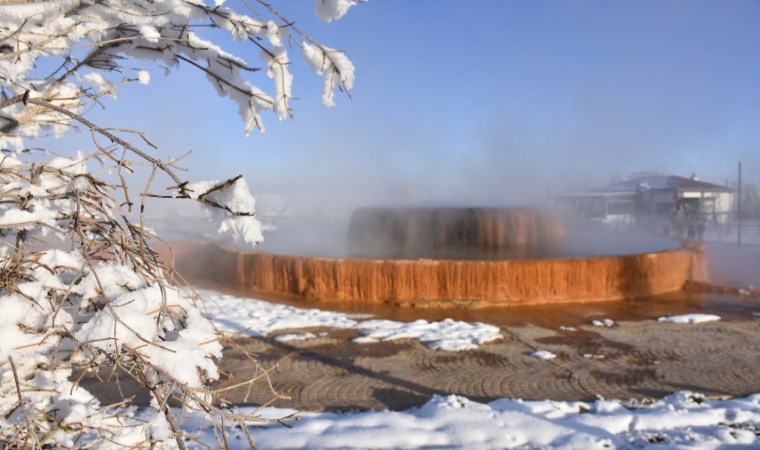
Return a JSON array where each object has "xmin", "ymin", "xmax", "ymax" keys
[
  {"xmin": 186, "ymin": 176, "xmax": 264, "ymax": 245},
  {"xmin": 315, "ymin": 0, "xmax": 360, "ymax": 23},
  {"xmin": 0, "ymin": 0, "xmax": 357, "ymax": 142},
  {"xmin": 303, "ymin": 42, "xmax": 355, "ymax": 107}
]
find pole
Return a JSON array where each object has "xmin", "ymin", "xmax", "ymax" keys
[{"xmin": 738, "ymin": 161, "xmax": 742, "ymax": 246}]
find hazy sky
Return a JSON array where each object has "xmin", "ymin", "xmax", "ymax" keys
[{"xmin": 67, "ymin": 0, "xmax": 760, "ymax": 208}]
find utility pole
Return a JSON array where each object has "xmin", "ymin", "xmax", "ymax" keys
[{"xmin": 738, "ymin": 161, "xmax": 742, "ymax": 246}]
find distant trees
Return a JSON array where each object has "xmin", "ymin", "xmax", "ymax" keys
[{"xmin": 0, "ymin": 0, "xmax": 358, "ymax": 448}]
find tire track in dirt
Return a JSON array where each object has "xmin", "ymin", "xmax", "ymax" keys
[
  {"xmin": 208, "ymin": 319, "xmax": 760, "ymax": 410},
  {"xmin": 81, "ymin": 319, "xmax": 760, "ymax": 411}
]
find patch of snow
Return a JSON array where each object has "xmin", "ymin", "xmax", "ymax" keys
[
  {"xmin": 353, "ymin": 318, "xmax": 501, "ymax": 351},
  {"xmin": 592, "ymin": 318, "xmax": 615, "ymax": 327},
  {"xmin": 199, "ymin": 292, "xmax": 361, "ymax": 336},
  {"xmin": 172, "ymin": 391, "xmax": 760, "ymax": 449},
  {"xmin": 274, "ymin": 332, "xmax": 317, "ymax": 342},
  {"xmin": 198, "ymin": 291, "xmax": 501, "ymax": 352},
  {"xmin": 529, "ymin": 350, "xmax": 557, "ymax": 360},
  {"xmin": 658, "ymin": 314, "xmax": 721, "ymax": 324}
]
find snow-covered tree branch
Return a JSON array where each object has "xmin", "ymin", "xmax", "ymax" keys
[{"xmin": 0, "ymin": 0, "xmax": 359, "ymax": 447}]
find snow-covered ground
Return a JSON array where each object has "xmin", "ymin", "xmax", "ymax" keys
[
  {"xmin": 186, "ymin": 290, "xmax": 760, "ymax": 449},
  {"xmin": 200, "ymin": 291, "xmax": 502, "ymax": 352},
  {"xmin": 181, "ymin": 391, "xmax": 760, "ymax": 449}
]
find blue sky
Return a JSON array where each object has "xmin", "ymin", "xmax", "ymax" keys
[{"xmin": 69, "ymin": 0, "xmax": 760, "ymax": 207}]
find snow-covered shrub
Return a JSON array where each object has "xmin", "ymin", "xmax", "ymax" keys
[{"xmin": 0, "ymin": 0, "xmax": 358, "ymax": 448}]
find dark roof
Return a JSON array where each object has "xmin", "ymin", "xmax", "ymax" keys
[{"xmin": 594, "ymin": 175, "xmax": 733, "ymax": 194}]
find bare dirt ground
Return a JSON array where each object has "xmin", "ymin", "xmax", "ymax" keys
[{"xmin": 211, "ymin": 316, "xmax": 760, "ymax": 411}]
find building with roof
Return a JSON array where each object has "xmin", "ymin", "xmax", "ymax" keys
[{"xmin": 553, "ymin": 174, "xmax": 734, "ymax": 227}]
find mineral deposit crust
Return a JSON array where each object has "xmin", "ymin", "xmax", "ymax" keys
[{"xmin": 173, "ymin": 240, "xmax": 706, "ymax": 307}]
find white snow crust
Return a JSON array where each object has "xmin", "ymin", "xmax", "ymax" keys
[
  {"xmin": 658, "ymin": 314, "xmax": 722, "ymax": 324},
  {"xmin": 164, "ymin": 391, "xmax": 760, "ymax": 449},
  {"xmin": 200, "ymin": 291, "xmax": 501, "ymax": 351}
]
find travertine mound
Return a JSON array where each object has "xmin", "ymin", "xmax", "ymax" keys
[
  {"xmin": 347, "ymin": 207, "xmax": 565, "ymax": 259},
  {"xmin": 172, "ymin": 240, "xmax": 706, "ymax": 307}
]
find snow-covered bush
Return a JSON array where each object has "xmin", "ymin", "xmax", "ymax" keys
[{"xmin": 0, "ymin": 0, "xmax": 358, "ymax": 448}]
